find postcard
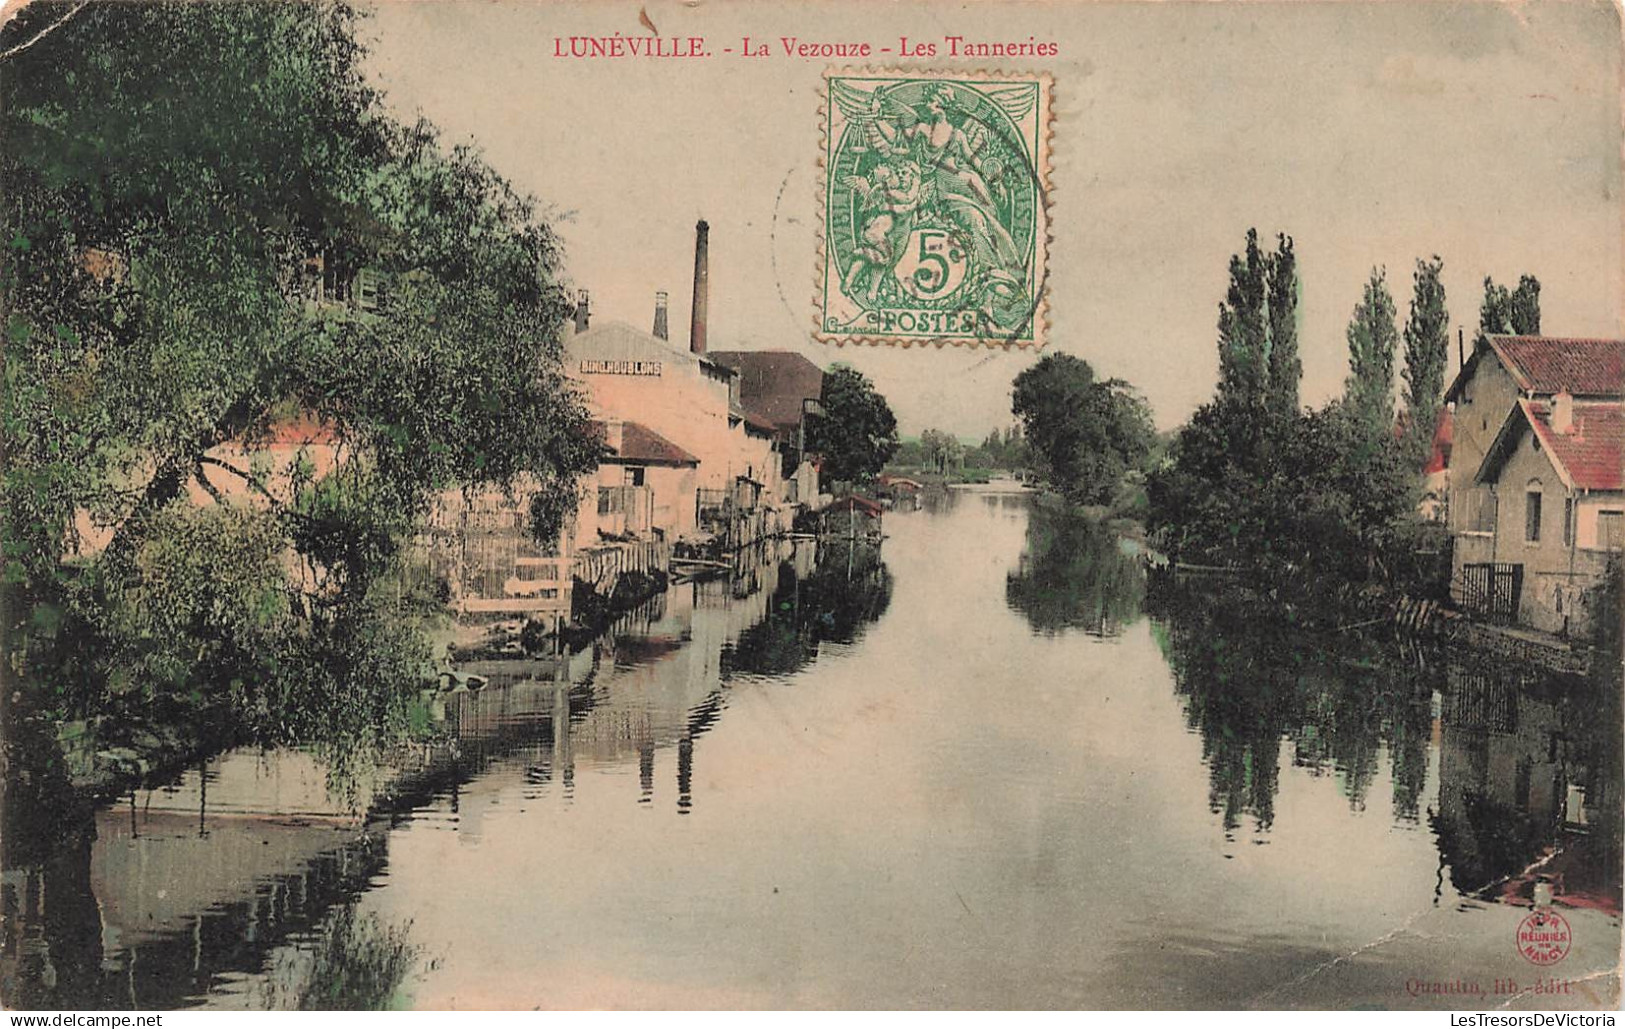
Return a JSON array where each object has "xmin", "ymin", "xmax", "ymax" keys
[{"xmin": 0, "ymin": 0, "xmax": 1620, "ymax": 1013}]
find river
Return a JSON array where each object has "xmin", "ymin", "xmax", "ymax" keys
[{"xmin": 2, "ymin": 490, "xmax": 1620, "ymax": 1009}]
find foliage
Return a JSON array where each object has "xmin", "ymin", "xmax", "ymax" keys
[
  {"xmin": 1400, "ymin": 257, "xmax": 1450, "ymax": 470},
  {"xmin": 1149, "ymin": 233, "xmax": 1430, "ymax": 593},
  {"xmin": 1216, "ymin": 230, "xmax": 1299, "ymax": 427},
  {"xmin": 977, "ymin": 425, "xmax": 1030, "ymax": 470},
  {"xmin": 1478, "ymin": 274, "xmax": 1542, "ymax": 343},
  {"xmin": 1005, "ymin": 504, "xmax": 1144, "ymax": 636},
  {"xmin": 1, "ymin": 1, "xmax": 597, "ymax": 749},
  {"xmin": 918, "ymin": 428, "xmax": 963, "ymax": 474},
  {"xmin": 1147, "ymin": 398, "xmax": 1269, "ymax": 567},
  {"xmin": 263, "ymin": 906, "xmax": 422, "ymax": 1011},
  {"xmin": 807, "ymin": 364, "xmax": 898, "ymax": 483},
  {"xmin": 888, "ymin": 426, "xmax": 1027, "ymax": 481},
  {"xmin": 1217, "ymin": 229, "xmax": 1270, "ymax": 412},
  {"xmin": 1264, "ymin": 235, "xmax": 1301, "ymax": 424},
  {"xmin": 1343, "ymin": 268, "xmax": 1399, "ymax": 440},
  {"xmin": 1011, "ymin": 353, "xmax": 1154, "ymax": 507},
  {"xmin": 1270, "ymin": 403, "xmax": 1416, "ymax": 581}
]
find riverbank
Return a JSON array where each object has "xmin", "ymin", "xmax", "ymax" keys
[
  {"xmin": 1153, "ymin": 563, "xmax": 1604, "ymax": 681},
  {"xmin": 10, "ymin": 489, "xmax": 1617, "ymax": 1011},
  {"xmin": 19, "ymin": 530, "xmax": 841, "ymax": 815}
]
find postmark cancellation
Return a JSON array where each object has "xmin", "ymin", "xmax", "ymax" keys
[{"xmin": 816, "ymin": 69, "xmax": 1054, "ymax": 349}]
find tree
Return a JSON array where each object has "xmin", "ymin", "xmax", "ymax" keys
[
  {"xmin": 807, "ymin": 365, "xmax": 898, "ymax": 483},
  {"xmin": 1147, "ymin": 399, "xmax": 1263, "ymax": 564},
  {"xmin": 1216, "ymin": 229, "xmax": 1269, "ymax": 413},
  {"xmin": 1, "ymin": 1, "xmax": 599, "ymax": 743},
  {"xmin": 1343, "ymin": 268, "xmax": 1400, "ymax": 438},
  {"xmin": 1011, "ymin": 353, "xmax": 1154, "ymax": 507},
  {"xmin": 1478, "ymin": 274, "xmax": 1541, "ymax": 343},
  {"xmin": 1208, "ymin": 229, "xmax": 1301, "ymax": 469},
  {"xmin": 1264, "ymin": 235, "xmax": 1301, "ymax": 423},
  {"xmin": 1149, "ymin": 239, "xmax": 1427, "ymax": 589},
  {"xmin": 1400, "ymin": 257, "xmax": 1450, "ymax": 469},
  {"xmin": 920, "ymin": 429, "xmax": 962, "ymax": 474}
]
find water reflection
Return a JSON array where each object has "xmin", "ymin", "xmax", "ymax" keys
[
  {"xmin": 1153, "ymin": 586, "xmax": 1621, "ymax": 912},
  {"xmin": 1152, "ymin": 590, "xmax": 1437, "ymax": 834},
  {"xmin": 4, "ymin": 496, "xmax": 1620, "ymax": 1010},
  {"xmin": 0, "ymin": 784, "xmax": 390, "ymax": 1010},
  {"xmin": 725, "ymin": 539, "xmax": 893, "ymax": 677},
  {"xmin": 258, "ymin": 905, "xmax": 421, "ymax": 1011},
  {"xmin": 1432, "ymin": 662, "xmax": 1621, "ymax": 909},
  {"xmin": 0, "ymin": 535, "xmax": 891, "ymax": 1009},
  {"xmin": 1005, "ymin": 503, "xmax": 1144, "ymax": 637}
]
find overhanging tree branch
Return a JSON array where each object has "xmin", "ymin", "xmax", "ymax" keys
[{"xmin": 0, "ymin": 0, "xmax": 90, "ymax": 63}]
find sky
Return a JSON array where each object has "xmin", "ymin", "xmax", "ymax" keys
[{"xmin": 361, "ymin": 0, "xmax": 1622, "ymax": 435}]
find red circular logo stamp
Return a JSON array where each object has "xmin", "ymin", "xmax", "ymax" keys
[{"xmin": 1516, "ymin": 909, "xmax": 1572, "ymax": 965}]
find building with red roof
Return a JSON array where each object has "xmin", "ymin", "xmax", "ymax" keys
[
  {"xmin": 1446, "ymin": 335, "xmax": 1623, "ymax": 635},
  {"xmin": 579, "ymin": 418, "xmax": 701, "ymax": 542}
]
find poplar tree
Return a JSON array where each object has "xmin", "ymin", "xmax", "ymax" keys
[
  {"xmin": 1264, "ymin": 234, "xmax": 1301, "ymax": 424},
  {"xmin": 1401, "ymin": 257, "xmax": 1450, "ymax": 468},
  {"xmin": 1216, "ymin": 229, "xmax": 1269, "ymax": 413},
  {"xmin": 1344, "ymin": 269, "xmax": 1400, "ymax": 438}
]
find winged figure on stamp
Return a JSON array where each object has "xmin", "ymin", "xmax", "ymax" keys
[{"xmin": 831, "ymin": 79, "xmax": 1034, "ymax": 320}]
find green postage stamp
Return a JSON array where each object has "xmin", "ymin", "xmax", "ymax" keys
[{"xmin": 817, "ymin": 69, "xmax": 1053, "ymax": 349}]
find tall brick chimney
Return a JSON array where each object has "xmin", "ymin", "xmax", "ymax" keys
[
  {"xmin": 573, "ymin": 288, "xmax": 591, "ymax": 334},
  {"xmin": 653, "ymin": 290, "xmax": 669, "ymax": 341},
  {"xmin": 689, "ymin": 220, "xmax": 709, "ymax": 354}
]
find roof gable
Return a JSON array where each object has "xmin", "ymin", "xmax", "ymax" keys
[{"xmin": 1475, "ymin": 399, "xmax": 1623, "ymax": 492}]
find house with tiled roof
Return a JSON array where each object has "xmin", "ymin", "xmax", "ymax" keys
[
  {"xmin": 1444, "ymin": 335, "xmax": 1623, "ymax": 633},
  {"xmin": 582, "ymin": 418, "xmax": 701, "ymax": 542},
  {"xmin": 563, "ymin": 318, "xmax": 790, "ymax": 539}
]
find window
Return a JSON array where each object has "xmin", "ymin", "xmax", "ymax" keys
[
  {"xmin": 625, "ymin": 466, "xmax": 645, "ymax": 487},
  {"xmin": 1563, "ymin": 498, "xmax": 1575, "ymax": 546},
  {"xmin": 1525, "ymin": 483, "xmax": 1542, "ymax": 543},
  {"xmin": 322, "ymin": 256, "xmax": 351, "ymax": 304},
  {"xmin": 1465, "ymin": 488, "xmax": 1497, "ymax": 533},
  {"xmin": 1600, "ymin": 511, "xmax": 1624, "ymax": 551},
  {"xmin": 354, "ymin": 267, "xmax": 381, "ymax": 311}
]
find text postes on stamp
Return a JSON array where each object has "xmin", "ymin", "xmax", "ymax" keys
[{"xmin": 817, "ymin": 69, "xmax": 1053, "ymax": 349}]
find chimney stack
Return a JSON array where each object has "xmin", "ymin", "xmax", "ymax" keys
[
  {"xmin": 573, "ymin": 289, "xmax": 591, "ymax": 334},
  {"xmin": 690, "ymin": 220, "xmax": 709, "ymax": 355},
  {"xmin": 653, "ymin": 290, "xmax": 669, "ymax": 341},
  {"xmin": 1552, "ymin": 390, "xmax": 1575, "ymax": 435},
  {"xmin": 604, "ymin": 417, "xmax": 625, "ymax": 454}
]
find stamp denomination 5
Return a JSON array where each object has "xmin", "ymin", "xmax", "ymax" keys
[{"xmin": 817, "ymin": 69, "xmax": 1053, "ymax": 349}]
